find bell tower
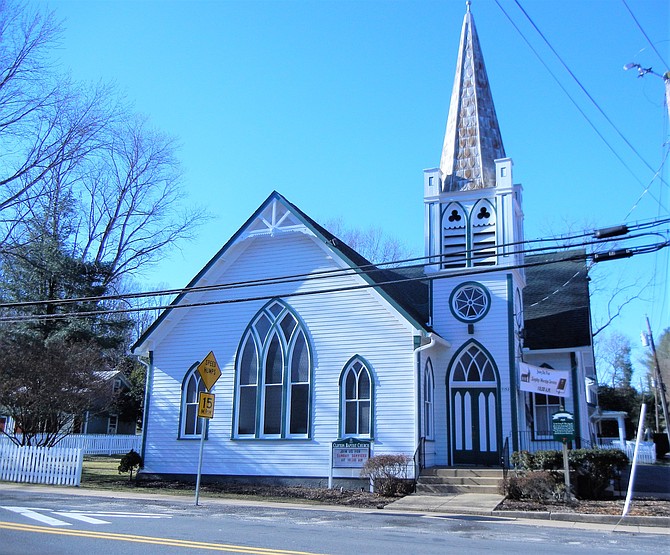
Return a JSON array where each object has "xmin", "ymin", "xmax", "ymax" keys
[
  {"xmin": 424, "ymin": 2, "xmax": 526, "ymax": 466},
  {"xmin": 424, "ymin": 2, "xmax": 524, "ymax": 275}
]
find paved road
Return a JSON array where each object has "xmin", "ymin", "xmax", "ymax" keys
[
  {"xmin": 619, "ymin": 462, "xmax": 670, "ymax": 497},
  {"xmin": 0, "ymin": 486, "xmax": 667, "ymax": 555}
]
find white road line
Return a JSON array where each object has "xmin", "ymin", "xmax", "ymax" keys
[
  {"xmin": 1, "ymin": 507, "xmax": 71, "ymax": 527},
  {"xmin": 67, "ymin": 511, "xmax": 170, "ymax": 519},
  {"xmin": 53, "ymin": 512, "xmax": 110, "ymax": 524},
  {"xmin": 1, "ymin": 506, "xmax": 172, "ymax": 527}
]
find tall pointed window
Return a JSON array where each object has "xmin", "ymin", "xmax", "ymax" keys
[
  {"xmin": 423, "ymin": 359, "xmax": 434, "ymax": 440},
  {"xmin": 235, "ymin": 300, "xmax": 311, "ymax": 438},
  {"xmin": 180, "ymin": 364, "xmax": 206, "ymax": 438},
  {"xmin": 471, "ymin": 199, "xmax": 496, "ymax": 266},
  {"xmin": 340, "ymin": 357, "xmax": 373, "ymax": 438},
  {"xmin": 441, "ymin": 202, "xmax": 467, "ymax": 269}
]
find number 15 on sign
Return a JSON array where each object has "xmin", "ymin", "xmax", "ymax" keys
[{"xmin": 198, "ymin": 392, "xmax": 215, "ymax": 419}]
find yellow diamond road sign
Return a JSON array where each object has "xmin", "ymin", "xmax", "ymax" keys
[{"xmin": 197, "ymin": 351, "xmax": 221, "ymax": 391}]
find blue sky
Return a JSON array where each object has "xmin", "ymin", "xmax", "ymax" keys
[{"xmin": 41, "ymin": 0, "xmax": 668, "ymax": 376}]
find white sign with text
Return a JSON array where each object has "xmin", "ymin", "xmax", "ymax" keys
[{"xmin": 519, "ymin": 362, "xmax": 570, "ymax": 397}]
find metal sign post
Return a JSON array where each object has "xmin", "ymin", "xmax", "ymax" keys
[
  {"xmin": 194, "ymin": 352, "xmax": 221, "ymax": 506},
  {"xmin": 552, "ymin": 411, "xmax": 575, "ymax": 501},
  {"xmin": 195, "ymin": 417, "xmax": 208, "ymax": 506}
]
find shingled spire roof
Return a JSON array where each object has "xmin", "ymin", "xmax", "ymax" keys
[{"xmin": 439, "ymin": 2, "xmax": 505, "ymax": 191}]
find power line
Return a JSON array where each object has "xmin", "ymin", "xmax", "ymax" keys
[
  {"xmin": 0, "ymin": 229, "xmax": 667, "ymax": 325},
  {"xmin": 622, "ymin": 0, "xmax": 669, "ymax": 71},
  {"xmin": 0, "ymin": 216, "xmax": 667, "ymax": 312},
  {"xmin": 512, "ymin": 0, "xmax": 668, "ymax": 190},
  {"xmin": 495, "ymin": 0, "xmax": 669, "ymax": 214}
]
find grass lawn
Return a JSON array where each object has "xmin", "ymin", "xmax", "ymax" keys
[{"xmin": 81, "ymin": 455, "xmax": 159, "ymax": 491}]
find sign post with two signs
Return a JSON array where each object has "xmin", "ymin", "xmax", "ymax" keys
[{"xmin": 195, "ymin": 351, "xmax": 221, "ymax": 506}]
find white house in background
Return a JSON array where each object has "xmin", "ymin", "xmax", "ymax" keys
[{"xmin": 132, "ymin": 5, "xmax": 599, "ymax": 486}]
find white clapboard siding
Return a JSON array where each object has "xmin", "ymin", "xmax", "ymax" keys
[
  {"xmin": 0, "ymin": 445, "xmax": 83, "ymax": 486},
  {"xmin": 142, "ymin": 230, "xmax": 421, "ymax": 477}
]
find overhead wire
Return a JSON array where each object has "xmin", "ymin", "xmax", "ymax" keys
[
  {"xmin": 0, "ymin": 224, "xmax": 667, "ymax": 324},
  {"xmin": 494, "ymin": 0, "xmax": 668, "ymax": 214},
  {"xmin": 622, "ymin": 0, "xmax": 670, "ymax": 70},
  {"xmin": 512, "ymin": 0, "xmax": 668, "ymax": 190},
  {"xmin": 0, "ymin": 216, "xmax": 667, "ymax": 312}
]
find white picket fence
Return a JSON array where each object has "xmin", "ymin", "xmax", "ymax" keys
[
  {"xmin": 0, "ymin": 434, "xmax": 141, "ymax": 455},
  {"xmin": 0, "ymin": 444, "xmax": 83, "ymax": 486},
  {"xmin": 56, "ymin": 434, "xmax": 141, "ymax": 455},
  {"xmin": 599, "ymin": 439, "xmax": 657, "ymax": 464}
]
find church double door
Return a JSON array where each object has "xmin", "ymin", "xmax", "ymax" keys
[
  {"xmin": 450, "ymin": 386, "xmax": 499, "ymax": 465},
  {"xmin": 447, "ymin": 343, "xmax": 501, "ymax": 466}
]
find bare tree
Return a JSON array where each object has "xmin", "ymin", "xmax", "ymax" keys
[
  {"xmin": 0, "ymin": 3, "xmax": 113, "ymax": 244},
  {"xmin": 324, "ymin": 217, "xmax": 415, "ymax": 266},
  {"xmin": 77, "ymin": 115, "xmax": 202, "ymax": 285},
  {"xmin": 0, "ymin": 1, "xmax": 207, "ymax": 444},
  {"xmin": 595, "ymin": 331, "xmax": 636, "ymax": 388}
]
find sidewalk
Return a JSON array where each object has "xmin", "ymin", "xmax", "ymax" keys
[
  {"xmin": 385, "ymin": 491, "xmax": 670, "ymax": 532},
  {"xmin": 1, "ymin": 482, "xmax": 669, "ymax": 535}
]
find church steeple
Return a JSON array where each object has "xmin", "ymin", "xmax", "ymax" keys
[{"xmin": 439, "ymin": 2, "xmax": 505, "ymax": 191}]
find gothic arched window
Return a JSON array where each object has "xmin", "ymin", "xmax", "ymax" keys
[
  {"xmin": 424, "ymin": 359, "xmax": 435, "ymax": 440},
  {"xmin": 340, "ymin": 357, "xmax": 374, "ymax": 438},
  {"xmin": 441, "ymin": 202, "xmax": 467, "ymax": 269},
  {"xmin": 235, "ymin": 300, "xmax": 311, "ymax": 438},
  {"xmin": 470, "ymin": 199, "xmax": 496, "ymax": 266},
  {"xmin": 180, "ymin": 364, "xmax": 206, "ymax": 438}
]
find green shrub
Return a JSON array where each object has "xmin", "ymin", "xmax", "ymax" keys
[
  {"xmin": 360, "ymin": 454, "xmax": 413, "ymax": 496},
  {"xmin": 509, "ymin": 448, "xmax": 628, "ymax": 500},
  {"xmin": 506, "ymin": 470, "xmax": 564, "ymax": 501},
  {"xmin": 118, "ymin": 449, "xmax": 143, "ymax": 481},
  {"xmin": 568, "ymin": 448, "xmax": 628, "ymax": 499}
]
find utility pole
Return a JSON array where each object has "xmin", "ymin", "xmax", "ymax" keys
[
  {"xmin": 623, "ymin": 63, "xmax": 670, "ymax": 120},
  {"xmin": 645, "ymin": 317, "xmax": 670, "ymax": 446}
]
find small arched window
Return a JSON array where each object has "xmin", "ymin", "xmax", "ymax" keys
[
  {"xmin": 180, "ymin": 364, "xmax": 206, "ymax": 438},
  {"xmin": 340, "ymin": 357, "xmax": 373, "ymax": 438}
]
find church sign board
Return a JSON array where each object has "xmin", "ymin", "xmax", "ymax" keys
[
  {"xmin": 552, "ymin": 411, "xmax": 575, "ymax": 443},
  {"xmin": 519, "ymin": 363, "xmax": 570, "ymax": 398},
  {"xmin": 332, "ymin": 438, "xmax": 371, "ymax": 468}
]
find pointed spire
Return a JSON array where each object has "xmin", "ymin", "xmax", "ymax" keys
[{"xmin": 439, "ymin": 3, "xmax": 505, "ymax": 191}]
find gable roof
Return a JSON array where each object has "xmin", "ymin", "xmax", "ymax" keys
[
  {"xmin": 132, "ymin": 192, "xmax": 431, "ymax": 353},
  {"xmin": 523, "ymin": 249, "xmax": 592, "ymax": 350}
]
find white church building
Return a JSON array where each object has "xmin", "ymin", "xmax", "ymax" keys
[{"xmin": 132, "ymin": 5, "xmax": 599, "ymax": 485}]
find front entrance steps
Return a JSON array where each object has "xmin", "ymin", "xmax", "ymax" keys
[{"xmin": 415, "ymin": 467, "xmax": 504, "ymax": 495}]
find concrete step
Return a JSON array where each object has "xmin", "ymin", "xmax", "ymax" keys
[
  {"xmin": 415, "ymin": 467, "xmax": 504, "ymax": 496},
  {"xmin": 415, "ymin": 483, "xmax": 501, "ymax": 495},
  {"xmin": 418, "ymin": 475, "xmax": 502, "ymax": 487},
  {"xmin": 420, "ymin": 468, "xmax": 504, "ymax": 478}
]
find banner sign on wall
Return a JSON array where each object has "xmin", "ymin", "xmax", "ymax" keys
[{"xmin": 519, "ymin": 362, "xmax": 570, "ymax": 397}]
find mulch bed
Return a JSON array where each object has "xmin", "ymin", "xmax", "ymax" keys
[
  {"xmin": 109, "ymin": 479, "xmax": 670, "ymax": 515},
  {"xmin": 496, "ymin": 497, "xmax": 670, "ymax": 517}
]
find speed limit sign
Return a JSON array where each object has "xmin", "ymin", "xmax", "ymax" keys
[{"xmin": 198, "ymin": 392, "xmax": 215, "ymax": 419}]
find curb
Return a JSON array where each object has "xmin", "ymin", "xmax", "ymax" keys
[
  {"xmin": 2, "ymin": 483, "xmax": 668, "ymax": 529},
  {"xmin": 493, "ymin": 509, "xmax": 670, "ymax": 528}
]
